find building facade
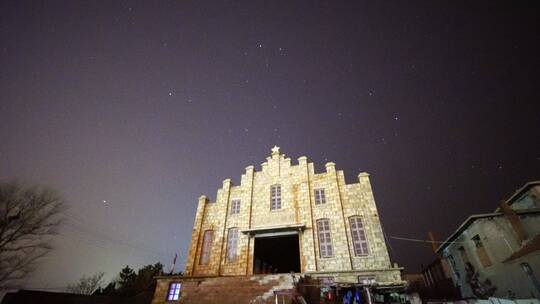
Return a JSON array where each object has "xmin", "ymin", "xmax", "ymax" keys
[
  {"xmin": 437, "ymin": 181, "xmax": 540, "ymax": 299},
  {"xmin": 183, "ymin": 146, "xmax": 402, "ymax": 284}
]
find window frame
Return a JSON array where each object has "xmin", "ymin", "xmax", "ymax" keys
[
  {"xmin": 226, "ymin": 227, "xmax": 239, "ymax": 263},
  {"xmin": 316, "ymin": 218, "xmax": 334, "ymax": 258},
  {"xmin": 314, "ymin": 188, "xmax": 326, "ymax": 205},
  {"xmin": 270, "ymin": 184, "xmax": 282, "ymax": 210},
  {"xmin": 230, "ymin": 199, "xmax": 241, "ymax": 215},
  {"xmin": 166, "ymin": 282, "xmax": 181, "ymax": 301},
  {"xmin": 471, "ymin": 234, "xmax": 492, "ymax": 267},
  {"xmin": 349, "ymin": 216, "xmax": 369, "ymax": 256},
  {"xmin": 199, "ymin": 230, "xmax": 214, "ymax": 265}
]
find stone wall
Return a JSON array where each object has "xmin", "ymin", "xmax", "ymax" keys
[
  {"xmin": 183, "ymin": 147, "xmax": 400, "ymax": 285},
  {"xmin": 152, "ymin": 275, "xmax": 295, "ymax": 304}
]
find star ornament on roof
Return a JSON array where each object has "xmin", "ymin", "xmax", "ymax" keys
[{"xmin": 271, "ymin": 146, "xmax": 280, "ymax": 154}]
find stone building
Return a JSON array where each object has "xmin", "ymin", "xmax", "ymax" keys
[
  {"xmin": 152, "ymin": 147, "xmax": 404, "ymax": 303},
  {"xmin": 437, "ymin": 181, "xmax": 540, "ymax": 299}
]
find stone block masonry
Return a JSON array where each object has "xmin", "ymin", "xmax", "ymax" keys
[{"xmin": 154, "ymin": 147, "xmax": 404, "ymax": 303}]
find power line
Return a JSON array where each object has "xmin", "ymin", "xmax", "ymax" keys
[
  {"xmin": 62, "ymin": 220, "xmax": 175, "ymax": 259},
  {"xmin": 389, "ymin": 235, "xmax": 470, "ymax": 245},
  {"xmin": 60, "ymin": 210, "xmax": 183, "ymax": 259},
  {"xmin": 56, "ymin": 211, "xmax": 186, "ymax": 266}
]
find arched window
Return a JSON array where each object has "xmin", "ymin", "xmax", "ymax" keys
[
  {"xmin": 349, "ymin": 216, "xmax": 369, "ymax": 256},
  {"xmin": 316, "ymin": 218, "xmax": 333, "ymax": 258},
  {"xmin": 226, "ymin": 228, "xmax": 239, "ymax": 263},
  {"xmin": 199, "ymin": 230, "xmax": 213, "ymax": 265}
]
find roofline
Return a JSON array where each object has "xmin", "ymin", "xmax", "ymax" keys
[
  {"xmin": 436, "ymin": 180, "xmax": 540, "ymax": 253},
  {"xmin": 436, "ymin": 208, "xmax": 540, "ymax": 253},
  {"xmin": 498, "ymin": 181, "xmax": 540, "ymax": 210}
]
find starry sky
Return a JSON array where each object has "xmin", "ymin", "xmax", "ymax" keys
[{"xmin": 1, "ymin": 1, "xmax": 539, "ymax": 290}]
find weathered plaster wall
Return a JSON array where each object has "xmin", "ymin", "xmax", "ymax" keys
[{"xmin": 444, "ymin": 215, "xmax": 540, "ymax": 299}]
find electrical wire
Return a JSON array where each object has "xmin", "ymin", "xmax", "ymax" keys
[
  {"xmin": 389, "ymin": 235, "xmax": 470, "ymax": 244},
  {"xmin": 57, "ymin": 210, "xmax": 184, "ymax": 263}
]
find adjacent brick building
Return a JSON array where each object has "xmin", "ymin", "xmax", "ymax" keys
[{"xmin": 153, "ymin": 147, "xmax": 404, "ymax": 303}]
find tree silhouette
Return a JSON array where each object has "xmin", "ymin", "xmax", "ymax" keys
[
  {"xmin": 0, "ymin": 181, "xmax": 64, "ymax": 289},
  {"xmin": 67, "ymin": 272, "xmax": 105, "ymax": 295}
]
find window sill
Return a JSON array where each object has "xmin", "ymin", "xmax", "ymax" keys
[
  {"xmin": 352, "ymin": 254, "xmax": 371, "ymax": 258},
  {"xmin": 319, "ymin": 256, "xmax": 336, "ymax": 259}
]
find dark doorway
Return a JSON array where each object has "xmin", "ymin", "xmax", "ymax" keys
[{"xmin": 253, "ymin": 234, "xmax": 300, "ymax": 274}]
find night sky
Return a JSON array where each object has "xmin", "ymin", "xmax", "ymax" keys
[{"xmin": 1, "ymin": 1, "xmax": 539, "ymax": 290}]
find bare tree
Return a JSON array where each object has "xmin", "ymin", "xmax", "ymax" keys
[
  {"xmin": 0, "ymin": 180, "xmax": 64, "ymax": 289},
  {"xmin": 67, "ymin": 272, "xmax": 105, "ymax": 295}
]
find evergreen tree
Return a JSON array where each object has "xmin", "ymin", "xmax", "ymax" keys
[
  {"xmin": 134, "ymin": 263, "xmax": 164, "ymax": 293},
  {"xmin": 117, "ymin": 265, "xmax": 137, "ymax": 295}
]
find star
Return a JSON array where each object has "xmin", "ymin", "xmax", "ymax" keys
[
  {"xmin": 271, "ymin": 146, "xmax": 280, "ymax": 154},
  {"xmin": 168, "ymin": 92, "xmax": 173, "ymax": 96}
]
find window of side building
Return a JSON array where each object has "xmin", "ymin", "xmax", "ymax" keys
[
  {"xmin": 270, "ymin": 184, "xmax": 282, "ymax": 210},
  {"xmin": 166, "ymin": 282, "xmax": 181, "ymax": 301},
  {"xmin": 317, "ymin": 219, "xmax": 333, "ymax": 258},
  {"xmin": 230, "ymin": 199, "xmax": 241, "ymax": 215},
  {"xmin": 314, "ymin": 188, "xmax": 326, "ymax": 205},
  {"xmin": 349, "ymin": 216, "xmax": 369, "ymax": 256},
  {"xmin": 447, "ymin": 254, "xmax": 461, "ymax": 280},
  {"xmin": 199, "ymin": 230, "xmax": 214, "ymax": 265},
  {"xmin": 226, "ymin": 228, "xmax": 239, "ymax": 263},
  {"xmin": 472, "ymin": 234, "xmax": 492, "ymax": 267},
  {"xmin": 458, "ymin": 246, "xmax": 475, "ymax": 274}
]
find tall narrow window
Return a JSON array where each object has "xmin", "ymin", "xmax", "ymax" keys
[
  {"xmin": 314, "ymin": 188, "xmax": 326, "ymax": 205},
  {"xmin": 270, "ymin": 184, "xmax": 281, "ymax": 210},
  {"xmin": 349, "ymin": 216, "xmax": 369, "ymax": 255},
  {"xmin": 458, "ymin": 246, "xmax": 475, "ymax": 274},
  {"xmin": 199, "ymin": 230, "xmax": 213, "ymax": 265},
  {"xmin": 226, "ymin": 228, "xmax": 239, "ymax": 263},
  {"xmin": 230, "ymin": 199, "xmax": 241, "ymax": 215},
  {"xmin": 447, "ymin": 254, "xmax": 460, "ymax": 279},
  {"xmin": 317, "ymin": 219, "xmax": 333, "ymax": 258},
  {"xmin": 167, "ymin": 282, "xmax": 181, "ymax": 301},
  {"xmin": 472, "ymin": 235, "xmax": 492, "ymax": 267}
]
